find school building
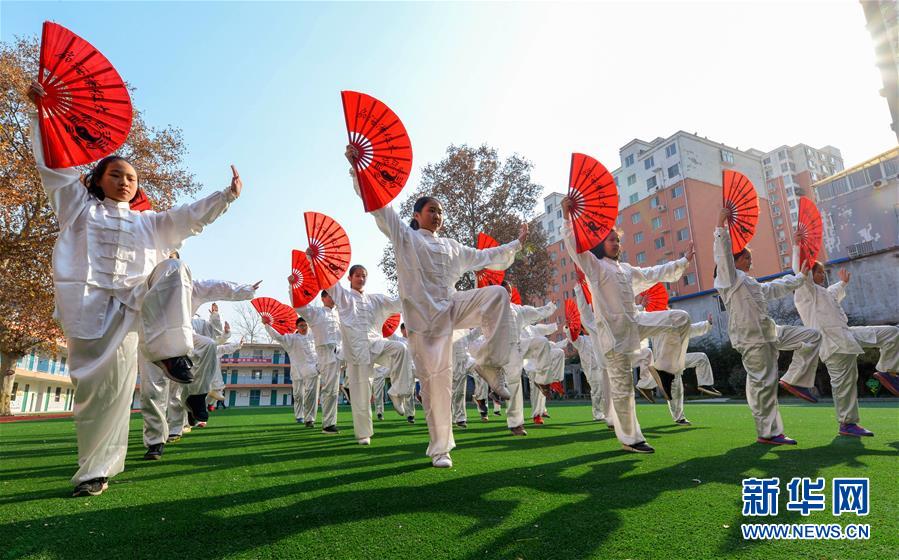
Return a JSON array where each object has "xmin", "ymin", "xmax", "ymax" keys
[
  {"xmin": 218, "ymin": 342, "xmax": 294, "ymax": 408},
  {"xmin": 8, "ymin": 345, "xmax": 74, "ymax": 414}
]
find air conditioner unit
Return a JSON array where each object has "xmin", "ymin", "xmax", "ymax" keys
[
  {"xmin": 873, "ymin": 180, "xmax": 883, "ymax": 189},
  {"xmin": 657, "ymin": 205, "xmax": 667, "ymax": 211}
]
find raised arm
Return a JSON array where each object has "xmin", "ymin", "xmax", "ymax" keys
[
  {"xmin": 192, "ymin": 279, "xmax": 258, "ymax": 310},
  {"xmin": 828, "ymin": 269, "xmax": 850, "ymax": 302},
  {"xmin": 628, "ymin": 256, "xmax": 690, "ymax": 295},
  {"xmin": 29, "ymin": 113, "xmax": 88, "ymax": 231},
  {"xmin": 217, "ymin": 340, "xmax": 242, "ymax": 357},
  {"xmin": 573, "ymin": 284, "xmax": 597, "ymax": 331},
  {"xmin": 760, "ymin": 272, "xmax": 806, "ymax": 300},
  {"xmin": 456, "ymin": 237, "xmax": 522, "ymax": 275},
  {"xmin": 519, "ymin": 302, "xmax": 557, "ymax": 326},
  {"xmin": 264, "ymin": 324, "xmax": 289, "ymax": 348},
  {"xmin": 713, "ymin": 209, "xmax": 738, "ymax": 289},
  {"xmin": 689, "ymin": 320, "xmax": 712, "ymax": 338},
  {"xmin": 529, "ymin": 323, "xmax": 558, "ymax": 337}
]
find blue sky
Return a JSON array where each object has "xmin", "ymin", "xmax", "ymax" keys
[{"xmin": 3, "ymin": 1, "xmax": 894, "ymax": 331}]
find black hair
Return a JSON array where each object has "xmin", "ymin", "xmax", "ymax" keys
[
  {"xmin": 588, "ymin": 229, "xmax": 621, "ymax": 261},
  {"xmin": 410, "ymin": 196, "xmax": 440, "ymax": 230},
  {"xmin": 400, "ymin": 322, "xmax": 405, "ymax": 329},
  {"xmin": 296, "ymin": 317, "xmax": 307, "ymax": 326},
  {"xmin": 348, "ymin": 264, "xmax": 367, "ymax": 277},
  {"xmin": 320, "ymin": 289, "xmax": 330, "ymax": 298},
  {"xmin": 713, "ymin": 248, "xmax": 751, "ymax": 278},
  {"xmin": 84, "ymin": 155, "xmax": 140, "ymax": 202}
]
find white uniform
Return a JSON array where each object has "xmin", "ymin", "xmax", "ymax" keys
[
  {"xmin": 795, "ymin": 275, "xmax": 898, "ymax": 424},
  {"xmin": 294, "ymin": 302, "xmax": 342, "ymax": 429},
  {"xmin": 265, "ymin": 325, "xmax": 319, "ymax": 422},
  {"xmin": 451, "ymin": 331, "xmax": 478, "ymax": 424},
  {"xmin": 327, "ymin": 282, "xmax": 412, "ymax": 440},
  {"xmin": 563, "ymin": 223, "xmax": 690, "ymax": 447},
  {"xmin": 637, "ymin": 321, "xmax": 715, "ymax": 422},
  {"xmin": 567, "ymin": 326, "xmax": 605, "ymax": 422},
  {"xmin": 32, "ymin": 116, "xmax": 238, "ymax": 485},
  {"xmin": 574, "ymin": 285, "xmax": 614, "ymax": 425},
  {"xmin": 372, "ymin": 366, "xmax": 390, "ymax": 416},
  {"xmin": 505, "ymin": 304, "xmax": 556, "ymax": 429},
  {"xmin": 359, "ymin": 169, "xmax": 521, "ymax": 458},
  {"xmin": 713, "ymin": 227, "xmax": 821, "ymax": 439}
]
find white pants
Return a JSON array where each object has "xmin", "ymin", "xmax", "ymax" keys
[
  {"xmin": 408, "ymin": 285, "xmax": 514, "ymax": 457},
  {"xmin": 473, "ymin": 374, "xmax": 488, "ymax": 401},
  {"xmin": 317, "ymin": 347, "xmax": 341, "ymax": 427},
  {"xmin": 586, "ymin": 368, "xmax": 607, "ymax": 421},
  {"xmin": 68, "ymin": 259, "xmax": 192, "ymax": 485},
  {"xmin": 529, "ymin": 377, "xmax": 547, "ymax": 418},
  {"xmin": 635, "ymin": 310, "xmax": 692, "ymax": 374},
  {"xmin": 504, "ymin": 356, "xmax": 525, "ymax": 428},
  {"xmin": 739, "ymin": 342, "xmax": 785, "ymax": 439},
  {"xmin": 638, "ymin": 352, "xmax": 714, "ymax": 422},
  {"xmin": 139, "ymin": 358, "xmax": 170, "ymax": 447},
  {"xmin": 303, "ymin": 373, "xmax": 320, "ymax": 423},
  {"xmin": 186, "ymin": 334, "xmax": 219, "ymax": 396},
  {"xmin": 347, "ymin": 339, "xmax": 409, "ymax": 439},
  {"xmin": 372, "ymin": 366, "xmax": 388, "ymax": 416},
  {"xmin": 822, "ymin": 353, "xmax": 861, "ymax": 425},
  {"xmin": 605, "ymin": 350, "xmax": 646, "ymax": 446},
  {"xmin": 451, "ymin": 358, "xmax": 468, "ymax": 423},
  {"xmin": 685, "ymin": 352, "xmax": 714, "ymax": 386},
  {"xmin": 668, "ymin": 376, "xmax": 686, "ymax": 422},
  {"xmin": 291, "ymin": 377, "xmax": 306, "ymax": 421},
  {"xmin": 776, "ymin": 325, "xmax": 823, "ymax": 388},
  {"xmin": 851, "ymin": 325, "xmax": 899, "ymax": 372}
]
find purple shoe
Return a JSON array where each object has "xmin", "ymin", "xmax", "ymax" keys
[
  {"xmin": 873, "ymin": 372, "xmax": 899, "ymax": 397},
  {"xmin": 839, "ymin": 423, "xmax": 874, "ymax": 437},
  {"xmin": 778, "ymin": 380, "xmax": 818, "ymax": 403},
  {"xmin": 757, "ymin": 434, "xmax": 798, "ymax": 446}
]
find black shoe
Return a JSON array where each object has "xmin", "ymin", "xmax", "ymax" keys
[
  {"xmin": 541, "ymin": 413, "xmax": 550, "ymax": 419},
  {"xmin": 655, "ymin": 370, "xmax": 675, "ymax": 401},
  {"xmin": 407, "ymin": 416, "xmax": 415, "ymax": 424},
  {"xmin": 675, "ymin": 418, "xmax": 692, "ymax": 426},
  {"xmin": 509, "ymin": 425, "xmax": 528, "ymax": 436},
  {"xmin": 475, "ymin": 399, "xmax": 488, "ymax": 415},
  {"xmin": 493, "ymin": 410, "xmax": 501, "ymax": 416},
  {"xmin": 296, "ymin": 418, "xmax": 304, "ymax": 423},
  {"xmin": 698, "ymin": 385, "xmax": 723, "ymax": 397},
  {"xmin": 144, "ymin": 443, "xmax": 164, "ymax": 460},
  {"xmin": 622, "ymin": 441, "xmax": 655, "ymax": 454},
  {"xmin": 377, "ymin": 413, "xmax": 383, "ymax": 420},
  {"xmin": 456, "ymin": 421, "xmax": 467, "ymax": 429},
  {"xmin": 186, "ymin": 409, "xmax": 198, "ymax": 427},
  {"xmin": 321, "ymin": 425, "xmax": 339, "ymax": 435},
  {"xmin": 186, "ymin": 394, "xmax": 210, "ymax": 422},
  {"xmin": 72, "ymin": 477, "xmax": 108, "ymax": 497},
  {"xmin": 157, "ymin": 356, "xmax": 194, "ymax": 384},
  {"xmin": 305, "ymin": 420, "xmax": 314, "ymax": 428}
]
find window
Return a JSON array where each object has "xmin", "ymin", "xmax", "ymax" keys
[
  {"xmin": 634, "ymin": 231, "xmax": 644, "ymax": 243},
  {"xmin": 781, "ymin": 163, "xmax": 789, "ymax": 172},
  {"xmin": 547, "ymin": 219, "xmax": 554, "ymax": 232},
  {"xmin": 667, "ymin": 163, "xmax": 679, "ymax": 178},
  {"xmin": 683, "ymin": 273, "xmax": 696, "ymax": 286},
  {"xmin": 674, "ymin": 206, "xmax": 686, "ymax": 220},
  {"xmin": 778, "ymin": 150, "xmax": 787, "ymax": 160},
  {"xmin": 562, "ymin": 273, "xmax": 568, "ymax": 283},
  {"xmin": 629, "ymin": 192, "xmax": 639, "ymax": 204},
  {"xmin": 546, "ymin": 202, "xmax": 553, "ymax": 212},
  {"xmin": 720, "ymin": 150, "xmax": 735, "ymax": 164},
  {"xmin": 665, "ymin": 143, "xmax": 677, "ymax": 157},
  {"xmin": 54, "ymin": 387, "xmax": 61, "ymax": 402},
  {"xmin": 627, "ymin": 174, "xmax": 636, "ymax": 186},
  {"xmin": 631, "ymin": 212, "xmax": 641, "ymax": 224},
  {"xmin": 557, "ymin": 209, "xmax": 562, "ymax": 218},
  {"xmin": 763, "ymin": 157, "xmax": 771, "ymax": 165},
  {"xmin": 561, "ymin": 257, "xmax": 566, "ymax": 266},
  {"xmin": 646, "ymin": 176, "xmax": 657, "ymax": 189},
  {"xmin": 782, "ymin": 255, "xmax": 791, "ymax": 267},
  {"xmin": 789, "ymin": 163, "xmax": 796, "ymax": 171},
  {"xmin": 625, "ymin": 154, "xmax": 635, "ymax": 167},
  {"xmin": 620, "ymin": 251, "xmax": 628, "ymax": 262},
  {"xmin": 272, "ymin": 371, "xmax": 279, "ymax": 384},
  {"xmin": 252, "ymin": 370, "xmax": 262, "ymax": 380},
  {"xmin": 672, "ymin": 185, "xmax": 684, "ymax": 198},
  {"xmin": 636, "ymin": 252, "xmax": 646, "ymax": 264},
  {"xmin": 788, "ymin": 199, "xmax": 797, "ymax": 209},
  {"xmin": 553, "ymin": 284, "xmax": 559, "ymax": 292},
  {"xmin": 676, "ymin": 228, "xmax": 689, "ymax": 241},
  {"xmin": 654, "ymin": 237, "xmax": 665, "ymax": 249},
  {"xmin": 650, "ymin": 196, "xmax": 660, "ymax": 208},
  {"xmin": 564, "ymin": 290, "xmax": 569, "ymax": 300},
  {"xmin": 775, "ymin": 217, "xmax": 783, "ymax": 227},
  {"xmin": 644, "ymin": 156, "xmax": 654, "ymax": 170},
  {"xmin": 651, "ymin": 216, "xmax": 662, "ymax": 230},
  {"xmin": 778, "ymin": 230, "xmax": 785, "ymax": 240}
]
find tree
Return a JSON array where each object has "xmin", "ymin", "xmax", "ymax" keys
[
  {"xmin": 232, "ymin": 302, "xmax": 268, "ymax": 344},
  {"xmin": 0, "ymin": 36, "xmax": 201, "ymax": 415},
  {"xmin": 378, "ymin": 144, "xmax": 550, "ymax": 302}
]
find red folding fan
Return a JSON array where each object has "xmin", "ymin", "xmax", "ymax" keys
[
  {"xmin": 565, "ymin": 299, "xmax": 581, "ymax": 342},
  {"xmin": 796, "ymin": 197, "xmax": 823, "ymax": 270},
  {"xmin": 722, "ymin": 170, "xmax": 759, "ymax": 254},
  {"xmin": 36, "ymin": 22, "xmax": 133, "ymax": 168},
  {"xmin": 510, "ymin": 287, "xmax": 522, "ymax": 305},
  {"xmin": 382, "ymin": 313, "xmax": 401, "ymax": 338},
  {"xmin": 129, "ymin": 188, "xmax": 151, "ymax": 212},
  {"xmin": 341, "ymin": 91, "xmax": 413, "ymax": 212},
  {"xmin": 638, "ymin": 283, "xmax": 669, "ymax": 312},
  {"xmin": 304, "ymin": 212, "xmax": 351, "ymax": 290},
  {"xmin": 575, "ymin": 267, "xmax": 592, "ymax": 305},
  {"xmin": 289, "ymin": 249, "xmax": 320, "ymax": 308},
  {"xmin": 567, "ymin": 153, "xmax": 619, "ymax": 253},
  {"xmin": 251, "ymin": 297, "xmax": 297, "ymax": 335},
  {"xmin": 475, "ymin": 232, "xmax": 505, "ymax": 288},
  {"xmin": 550, "ymin": 381, "xmax": 565, "ymax": 395}
]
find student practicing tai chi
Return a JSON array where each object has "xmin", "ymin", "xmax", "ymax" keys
[
  {"xmin": 347, "ymin": 145, "xmax": 525, "ymax": 468},
  {"xmin": 451, "ymin": 330, "xmax": 479, "ymax": 428},
  {"xmin": 561, "ymin": 196, "xmax": 694, "ymax": 454},
  {"xmin": 322, "ymin": 264, "xmax": 413, "ymax": 444},
  {"xmin": 713, "ymin": 208, "xmax": 821, "ymax": 445},
  {"xmin": 795, "ymin": 264, "xmax": 899, "ymax": 435},
  {"xmin": 28, "ymin": 81, "xmax": 245, "ymax": 496},
  {"xmin": 266, "ymin": 317, "xmax": 320, "ymax": 427},
  {"xmin": 293, "ymin": 290, "xmax": 343, "ymax": 434},
  {"xmin": 573, "ymin": 284, "xmax": 614, "ymax": 428}
]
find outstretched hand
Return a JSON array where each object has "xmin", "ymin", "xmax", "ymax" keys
[
  {"xmin": 684, "ymin": 242, "xmax": 695, "ymax": 261},
  {"xmin": 210, "ymin": 303, "xmax": 219, "ymax": 314},
  {"xmin": 224, "ymin": 321, "xmax": 231, "ymax": 334},
  {"xmin": 718, "ymin": 208, "xmax": 729, "ymax": 228},
  {"xmin": 229, "ymin": 165, "xmax": 242, "ymax": 197},
  {"xmin": 561, "ymin": 196, "xmax": 573, "ymax": 219},
  {"xmin": 345, "ymin": 144, "xmax": 359, "ymax": 167},
  {"xmin": 252, "ymin": 280, "xmax": 262, "ymax": 290},
  {"xmin": 518, "ymin": 222, "xmax": 529, "ymax": 245},
  {"xmin": 27, "ymin": 81, "xmax": 46, "ymax": 106},
  {"xmin": 839, "ymin": 269, "xmax": 851, "ymax": 284},
  {"xmin": 707, "ymin": 312, "xmax": 713, "ymax": 324}
]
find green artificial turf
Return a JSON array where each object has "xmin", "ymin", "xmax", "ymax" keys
[{"xmin": 1, "ymin": 401, "xmax": 896, "ymax": 560}]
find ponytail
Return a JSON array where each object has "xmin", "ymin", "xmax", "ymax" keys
[{"xmin": 410, "ymin": 217, "xmax": 420, "ymax": 230}]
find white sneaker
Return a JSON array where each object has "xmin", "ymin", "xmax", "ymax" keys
[
  {"xmin": 388, "ymin": 392, "xmax": 407, "ymax": 416},
  {"xmin": 477, "ymin": 365, "xmax": 511, "ymax": 400},
  {"xmin": 432, "ymin": 453, "xmax": 453, "ymax": 468},
  {"xmin": 358, "ymin": 437, "xmax": 371, "ymax": 445},
  {"xmin": 196, "ymin": 421, "xmax": 207, "ymax": 428}
]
